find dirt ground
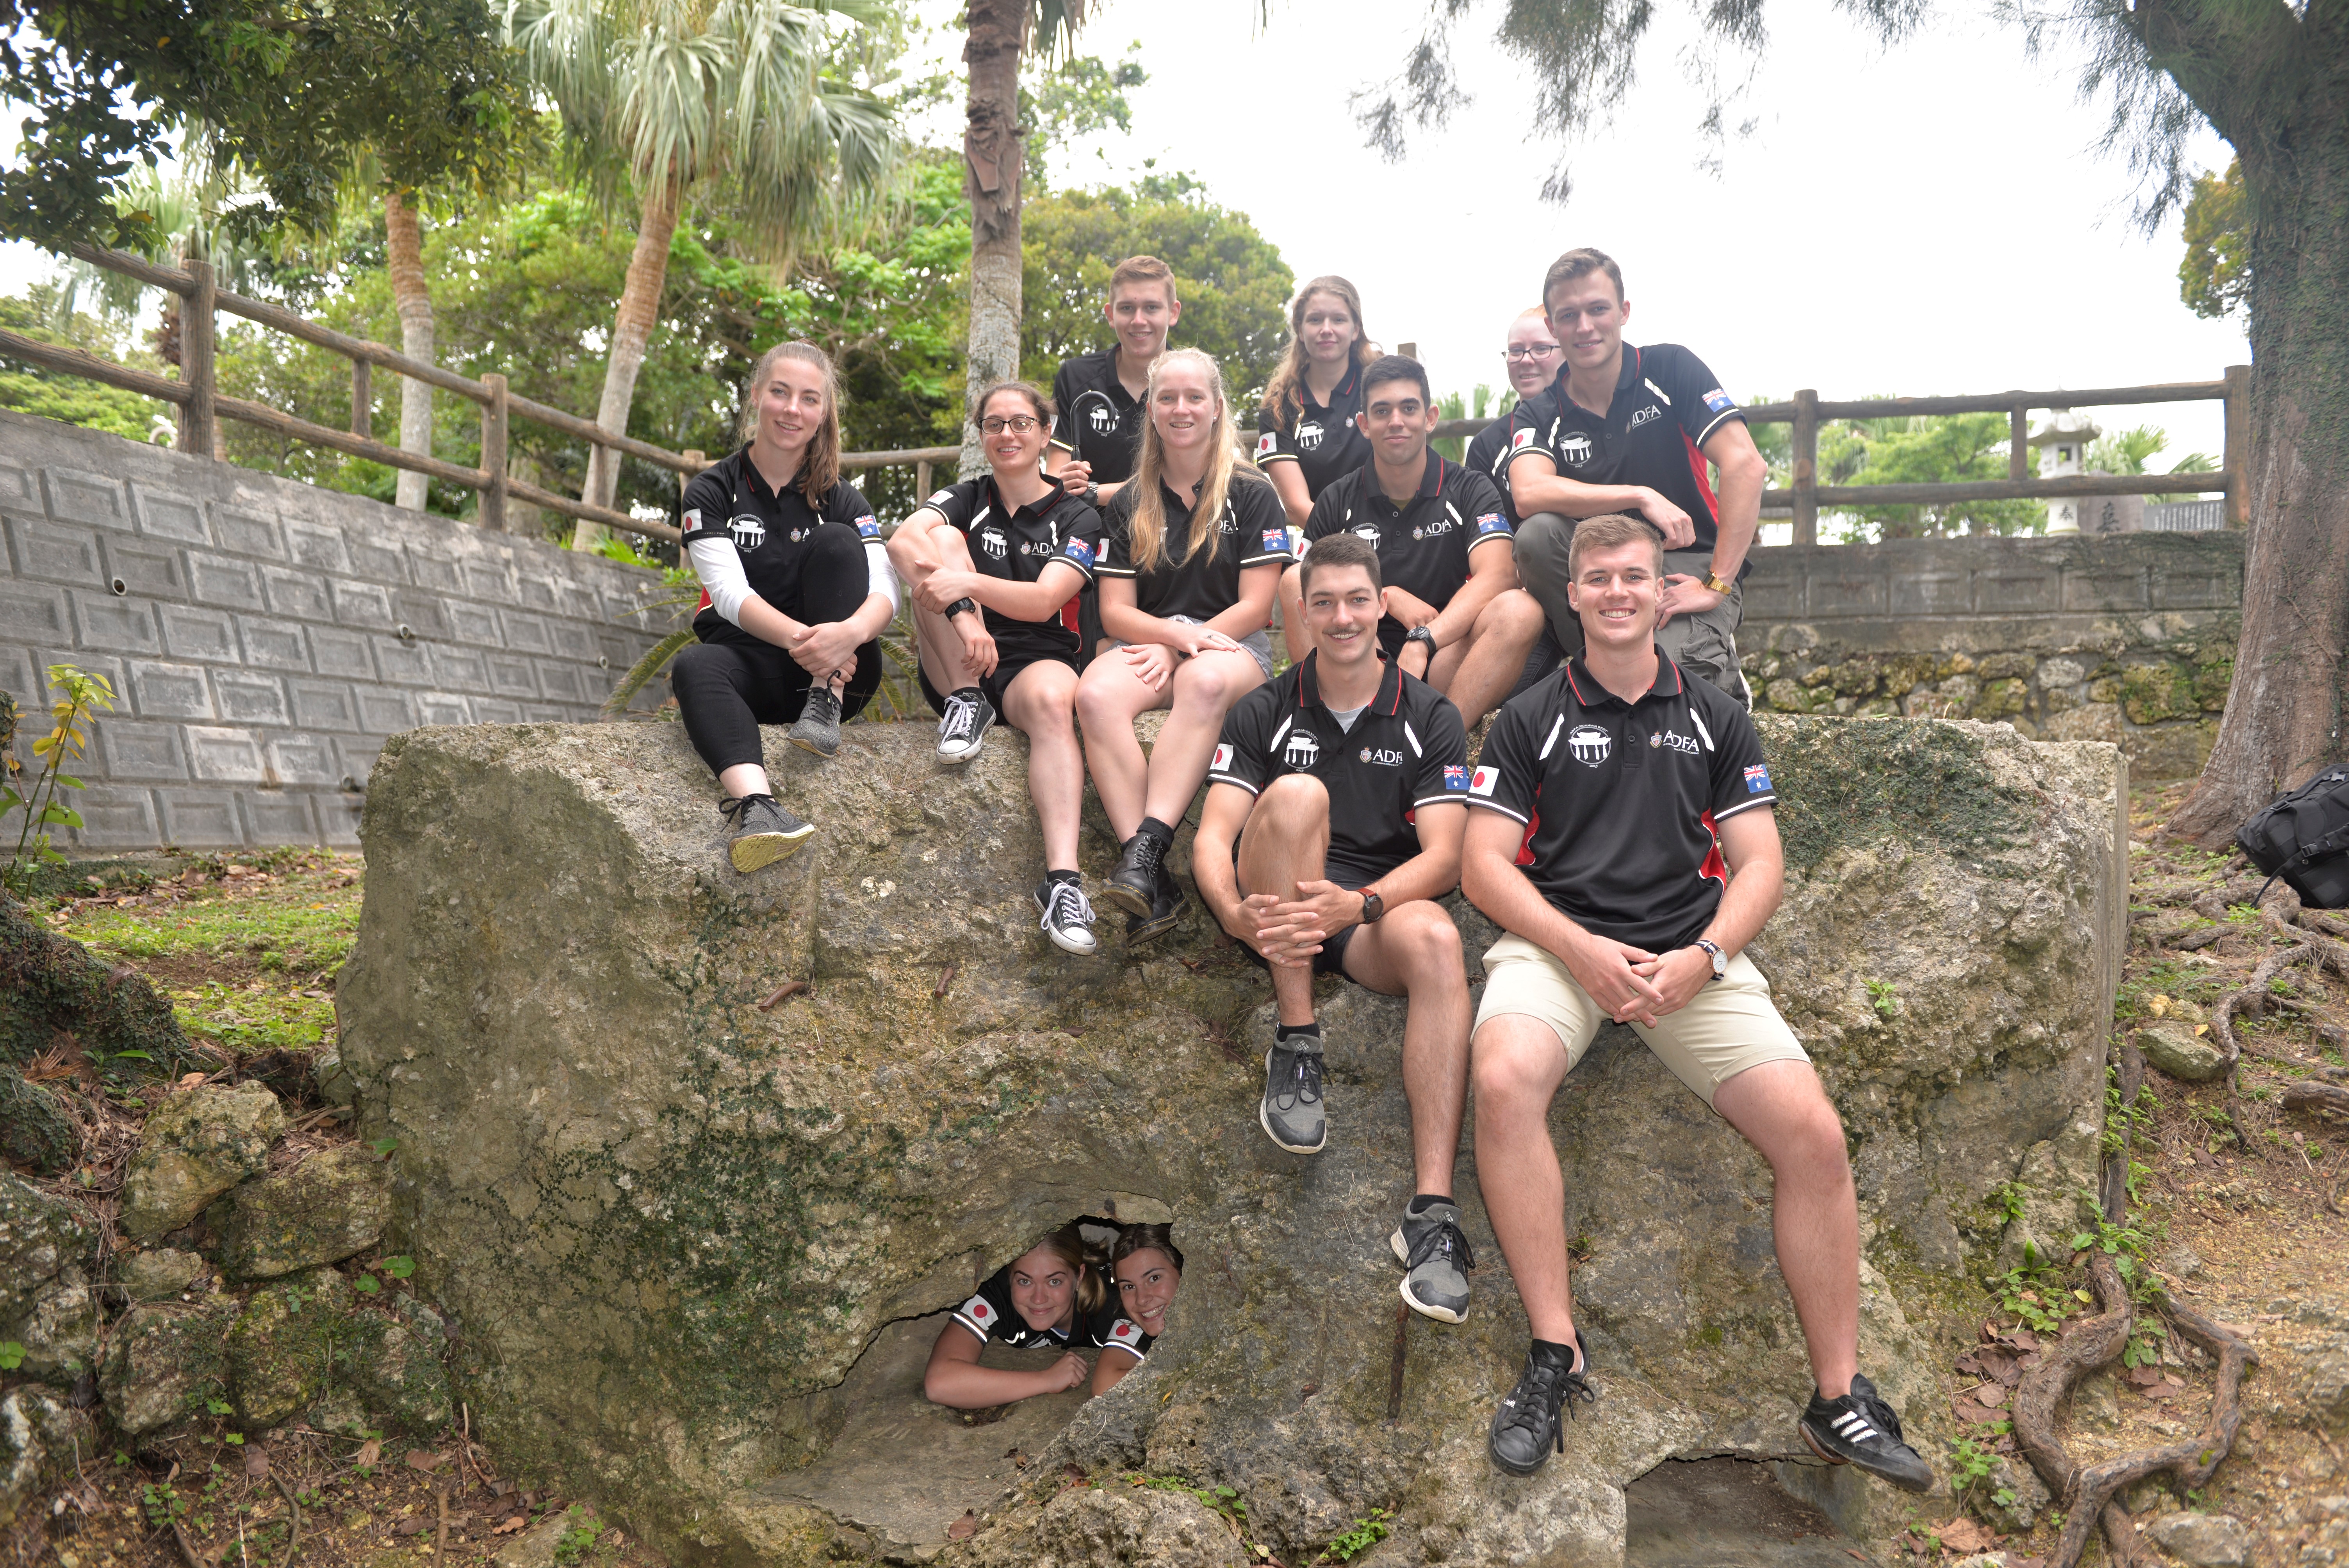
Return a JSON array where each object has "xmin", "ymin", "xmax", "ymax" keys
[{"xmin": 8, "ymin": 781, "xmax": 2349, "ymax": 1568}]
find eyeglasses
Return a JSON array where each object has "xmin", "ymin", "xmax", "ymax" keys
[
  {"xmin": 1504, "ymin": 344, "xmax": 1559, "ymax": 362},
  {"xmin": 981, "ymin": 415, "xmax": 1041, "ymax": 435}
]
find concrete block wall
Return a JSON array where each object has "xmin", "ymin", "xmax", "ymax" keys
[
  {"xmin": 0, "ymin": 410, "xmax": 668, "ymax": 851},
  {"xmin": 1738, "ymin": 531, "xmax": 2244, "ymax": 780}
]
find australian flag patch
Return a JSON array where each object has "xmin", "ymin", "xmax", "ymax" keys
[
  {"xmin": 1743, "ymin": 763, "xmax": 1773, "ymax": 793},
  {"xmin": 1443, "ymin": 764, "xmax": 1471, "ymax": 793}
]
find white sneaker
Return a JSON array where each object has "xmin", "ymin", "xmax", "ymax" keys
[
  {"xmin": 937, "ymin": 689, "xmax": 996, "ymax": 763},
  {"xmin": 1035, "ymin": 877, "xmax": 1099, "ymax": 955}
]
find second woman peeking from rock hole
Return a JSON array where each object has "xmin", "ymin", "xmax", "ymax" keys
[{"xmin": 922, "ymin": 1223, "xmax": 1180, "ymax": 1407}]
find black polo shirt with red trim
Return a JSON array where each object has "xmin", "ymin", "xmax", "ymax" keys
[
  {"xmin": 1465, "ymin": 408, "xmax": 1533, "ymax": 524},
  {"xmin": 951, "ymin": 1264, "xmax": 1142, "ymax": 1355},
  {"xmin": 679, "ymin": 447, "xmax": 878, "ymax": 645},
  {"xmin": 918, "ymin": 475, "xmax": 1101, "ymax": 656},
  {"xmin": 1255, "ymin": 363, "xmax": 1370, "ymax": 501},
  {"xmin": 1098, "ymin": 475, "xmax": 1292, "ymax": 624},
  {"xmin": 1467, "ymin": 651, "xmax": 1779, "ymax": 951},
  {"xmin": 1209, "ymin": 650, "xmax": 1470, "ymax": 887},
  {"xmin": 1504, "ymin": 344, "xmax": 1746, "ymax": 563},
  {"xmin": 1048, "ymin": 350, "xmax": 1147, "ymax": 485},
  {"xmin": 1302, "ymin": 453, "xmax": 1513, "ymax": 657}
]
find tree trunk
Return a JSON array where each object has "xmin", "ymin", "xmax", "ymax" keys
[
  {"xmin": 959, "ymin": 0, "xmax": 1025, "ymax": 481},
  {"xmin": 2169, "ymin": 100, "xmax": 2349, "ymax": 845},
  {"xmin": 384, "ymin": 190, "xmax": 435, "ymax": 514},
  {"xmin": 572, "ymin": 181, "xmax": 682, "ymax": 552}
]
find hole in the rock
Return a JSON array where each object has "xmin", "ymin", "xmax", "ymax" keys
[
  {"xmin": 1624, "ymin": 1458, "xmax": 1859, "ymax": 1568},
  {"xmin": 758, "ymin": 1215, "xmax": 1184, "ymax": 1554}
]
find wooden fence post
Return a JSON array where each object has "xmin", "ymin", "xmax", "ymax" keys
[
  {"xmin": 2009, "ymin": 403, "xmax": 2030, "ymax": 480},
  {"xmin": 916, "ymin": 459, "xmax": 933, "ymax": 498},
  {"xmin": 478, "ymin": 373, "xmax": 508, "ymax": 531},
  {"xmin": 351, "ymin": 361, "xmax": 371, "ymax": 440},
  {"xmin": 180, "ymin": 259, "xmax": 217, "ymax": 458},
  {"xmin": 1791, "ymin": 387, "xmax": 1818, "ymax": 546},
  {"xmin": 2222, "ymin": 363, "xmax": 2251, "ymax": 529}
]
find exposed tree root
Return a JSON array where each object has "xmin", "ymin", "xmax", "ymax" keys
[
  {"xmin": 2013, "ymin": 1037, "xmax": 2262, "ymax": 1568},
  {"xmin": 2284, "ymin": 1081, "xmax": 2349, "ymax": 1117}
]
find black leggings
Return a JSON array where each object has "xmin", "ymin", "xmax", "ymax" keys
[{"xmin": 671, "ymin": 522, "xmax": 882, "ymax": 775}]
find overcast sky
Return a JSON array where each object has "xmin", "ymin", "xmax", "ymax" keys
[{"xmin": 5, "ymin": 0, "xmax": 2248, "ymax": 463}]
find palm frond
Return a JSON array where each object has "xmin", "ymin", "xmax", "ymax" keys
[{"xmin": 602, "ymin": 626, "xmax": 698, "ymax": 718}]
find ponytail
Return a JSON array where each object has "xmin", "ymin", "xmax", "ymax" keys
[{"xmin": 1037, "ymin": 1222, "xmax": 1112, "ymax": 1317}]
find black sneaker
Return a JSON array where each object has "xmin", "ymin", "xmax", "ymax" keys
[
  {"xmin": 1797, "ymin": 1373, "xmax": 1934, "ymax": 1493},
  {"xmin": 1258, "ymin": 1034, "xmax": 1327, "ymax": 1154},
  {"xmin": 1103, "ymin": 832, "xmax": 1166, "ymax": 920},
  {"xmin": 1121, "ymin": 864, "xmax": 1185, "ymax": 947},
  {"xmin": 719, "ymin": 793, "xmax": 813, "ymax": 874},
  {"xmin": 1035, "ymin": 877, "xmax": 1099, "ymax": 956},
  {"xmin": 789, "ymin": 679, "xmax": 843, "ymax": 757},
  {"xmin": 1488, "ymin": 1332, "xmax": 1595, "ymax": 1476},
  {"xmin": 1392, "ymin": 1201, "xmax": 1474, "ymax": 1323},
  {"xmin": 936, "ymin": 688, "xmax": 995, "ymax": 764}
]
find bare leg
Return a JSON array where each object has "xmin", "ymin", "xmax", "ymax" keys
[
  {"xmin": 1002, "ymin": 659, "xmax": 1085, "ymax": 872},
  {"xmin": 1471, "ymin": 1014, "xmax": 1580, "ymax": 1344},
  {"xmin": 1075, "ymin": 657, "xmax": 1173, "ymax": 843},
  {"xmin": 1343, "ymin": 903, "xmax": 1471, "ymax": 1195},
  {"xmin": 1276, "ymin": 563, "xmax": 1308, "ymax": 663},
  {"xmin": 910, "ymin": 597, "xmax": 981, "ymax": 693},
  {"xmin": 1144, "ymin": 649, "xmax": 1265, "ymax": 826},
  {"xmin": 719, "ymin": 763, "xmax": 770, "ymax": 798},
  {"xmin": 1429, "ymin": 589, "xmax": 1547, "ymax": 727},
  {"xmin": 1234, "ymin": 775, "xmax": 1333, "ymax": 1029},
  {"xmin": 1711, "ymin": 1060, "xmax": 1860, "ymax": 1399}
]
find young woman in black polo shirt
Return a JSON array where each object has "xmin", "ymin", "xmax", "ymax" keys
[
  {"xmin": 672, "ymin": 342, "xmax": 899, "ymax": 873},
  {"xmin": 1078, "ymin": 347, "xmax": 1292, "ymax": 943},
  {"xmin": 922, "ymin": 1225, "xmax": 1128, "ymax": 1409},
  {"xmin": 889, "ymin": 381, "xmax": 1106, "ymax": 955},
  {"xmin": 1094, "ymin": 1223, "xmax": 1183, "ymax": 1395},
  {"xmin": 1256, "ymin": 276, "xmax": 1376, "ymax": 529}
]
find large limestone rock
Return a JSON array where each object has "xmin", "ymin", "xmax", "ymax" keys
[
  {"xmin": 0, "ymin": 1172, "xmax": 98, "ymax": 1387},
  {"xmin": 102, "ymin": 1298, "xmax": 238, "ymax": 1437},
  {"xmin": 339, "ymin": 716, "xmax": 2124, "ymax": 1566},
  {"xmin": 118, "ymin": 1081, "xmax": 287, "ymax": 1241},
  {"xmin": 227, "ymin": 1268, "xmax": 355, "ymax": 1428},
  {"xmin": 216, "ymin": 1142, "xmax": 392, "ymax": 1279}
]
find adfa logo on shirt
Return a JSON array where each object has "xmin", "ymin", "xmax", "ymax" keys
[
  {"xmin": 1296, "ymin": 419, "xmax": 1326, "ymax": 452},
  {"xmin": 728, "ymin": 513, "xmax": 766, "ymax": 551},
  {"xmin": 1283, "ymin": 729, "xmax": 1321, "ymax": 769},
  {"xmin": 1089, "ymin": 401, "xmax": 1117, "ymax": 433},
  {"xmin": 1558, "ymin": 432, "xmax": 1594, "ymax": 467}
]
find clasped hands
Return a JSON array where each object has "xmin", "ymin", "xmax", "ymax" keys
[
  {"xmin": 1114, "ymin": 624, "xmax": 1243, "ymax": 690},
  {"xmin": 1563, "ymin": 932, "xmax": 1716, "ymax": 1026},
  {"xmin": 1236, "ymin": 880, "xmax": 1364, "ymax": 968}
]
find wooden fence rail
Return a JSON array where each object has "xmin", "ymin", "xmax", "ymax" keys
[{"xmin": 2, "ymin": 244, "xmax": 2244, "ymax": 549}]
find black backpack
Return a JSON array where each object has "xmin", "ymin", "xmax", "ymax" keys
[{"xmin": 2237, "ymin": 765, "xmax": 2349, "ymax": 909}]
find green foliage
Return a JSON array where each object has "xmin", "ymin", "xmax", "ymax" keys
[
  {"xmin": 1866, "ymin": 979, "xmax": 1898, "ymax": 1020},
  {"xmin": 0, "ymin": 289, "xmax": 173, "ymax": 442},
  {"xmin": 1991, "ymin": 1263, "xmax": 2081, "ymax": 1336},
  {"xmin": 5, "ymin": 663, "xmax": 114, "ymax": 892},
  {"xmin": 552, "ymin": 1506, "xmax": 607, "ymax": 1566},
  {"xmin": 1816, "ymin": 410, "xmax": 2045, "ymax": 540},
  {"xmin": 1020, "ymin": 177, "xmax": 1295, "ymax": 406},
  {"xmin": 0, "ymin": 0, "xmax": 533, "ymax": 249},
  {"xmin": 1023, "ymin": 46, "xmax": 1149, "ymax": 188},
  {"xmin": 2086, "ymin": 423, "xmax": 2219, "ymax": 503},
  {"xmin": 0, "ymin": 1341, "xmax": 25, "ymax": 1371},
  {"xmin": 1988, "ymin": 1180, "xmax": 2029, "ymax": 1226},
  {"xmin": 1318, "ymin": 1509, "xmax": 1395, "ymax": 1562},
  {"xmin": 2180, "ymin": 160, "xmax": 2249, "ymax": 321},
  {"xmin": 383, "ymin": 1256, "xmax": 416, "ymax": 1278}
]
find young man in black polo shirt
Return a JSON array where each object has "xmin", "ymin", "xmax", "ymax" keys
[
  {"xmin": 1277, "ymin": 355, "xmax": 1547, "ymax": 727},
  {"xmin": 1194, "ymin": 533, "xmax": 1481, "ymax": 1325},
  {"xmin": 1463, "ymin": 307, "xmax": 1560, "ymax": 525},
  {"xmin": 1458, "ymin": 514, "xmax": 1932, "ymax": 1492},
  {"xmin": 1505, "ymin": 248, "xmax": 1768, "ymax": 698}
]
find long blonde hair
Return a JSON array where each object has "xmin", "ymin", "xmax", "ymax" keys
[
  {"xmin": 1031, "ymin": 1223, "xmax": 1112, "ymax": 1317},
  {"xmin": 1128, "ymin": 347, "xmax": 1249, "ymax": 574},
  {"xmin": 1260, "ymin": 276, "xmax": 1376, "ymax": 431},
  {"xmin": 736, "ymin": 341, "xmax": 843, "ymax": 506}
]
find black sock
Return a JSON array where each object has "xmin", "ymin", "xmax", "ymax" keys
[
  {"xmin": 951, "ymin": 684, "xmax": 982, "ymax": 703},
  {"xmin": 1531, "ymin": 1335, "xmax": 1584, "ymax": 1374},
  {"xmin": 1045, "ymin": 869, "xmax": 1080, "ymax": 884},
  {"xmin": 1408, "ymin": 1193, "xmax": 1453, "ymax": 1215},
  {"xmin": 1137, "ymin": 815, "xmax": 1176, "ymax": 849},
  {"xmin": 1275, "ymin": 1021, "xmax": 1321, "ymax": 1048}
]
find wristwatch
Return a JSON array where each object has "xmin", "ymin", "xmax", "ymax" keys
[
  {"xmin": 1403, "ymin": 626, "xmax": 1438, "ymax": 661},
  {"xmin": 1695, "ymin": 938, "xmax": 1727, "ymax": 980},
  {"xmin": 1360, "ymin": 889, "xmax": 1386, "ymax": 924},
  {"xmin": 1699, "ymin": 567, "xmax": 1733, "ymax": 595},
  {"xmin": 946, "ymin": 597, "xmax": 978, "ymax": 620}
]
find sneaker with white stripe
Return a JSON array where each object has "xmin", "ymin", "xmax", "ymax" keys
[{"xmin": 1796, "ymin": 1372, "xmax": 1934, "ymax": 1492}]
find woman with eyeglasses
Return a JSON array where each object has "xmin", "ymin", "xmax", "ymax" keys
[
  {"xmin": 1463, "ymin": 307, "xmax": 1561, "ymax": 525},
  {"xmin": 889, "ymin": 381, "xmax": 1107, "ymax": 955}
]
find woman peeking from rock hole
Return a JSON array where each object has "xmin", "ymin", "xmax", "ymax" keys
[{"xmin": 923, "ymin": 1222, "xmax": 1180, "ymax": 1406}]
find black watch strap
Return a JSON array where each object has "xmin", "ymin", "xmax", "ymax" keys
[{"xmin": 946, "ymin": 597, "xmax": 978, "ymax": 619}]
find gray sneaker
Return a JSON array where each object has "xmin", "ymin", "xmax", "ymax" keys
[
  {"xmin": 1391, "ymin": 1201, "xmax": 1475, "ymax": 1323},
  {"xmin": 1259, "ymin": 1036, "xmax": 1327, "ymax": 1154},
  {"xmin": 789, "ymin": 680, "xmax": 843, "ymax": 757},
  {"xmin": 720, "ymin": 793, "xmax": 813, "ymax": 873}
]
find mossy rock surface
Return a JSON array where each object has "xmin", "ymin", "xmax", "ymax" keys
[
  {"xmin": 339, "ymin": 717, "xmax": 2125, "ymax": 1566},
  {"xmin": 227, "ymin": 1267, "xmax": 354, "ymax": 1429},
  {"xmin": 119, "ymin": 1082, "xmax": 287, "ymax": 1242},
  {"xmin": 217, "ymin": 1143, "xmax": 392, "ymax": 1279},
  {"xmin": 102, "ymin": 1297, "xmax": 239, "ymax": 1438}
]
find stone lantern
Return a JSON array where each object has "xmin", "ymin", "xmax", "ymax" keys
[{"xmin": 2029, "ymin": 408, "xmax": 2100, "ymax": 535}]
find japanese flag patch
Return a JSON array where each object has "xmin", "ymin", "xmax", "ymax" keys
[
  {"xmin": 1469, "ymin": 766, "xmax": 1500, "ymax": 797},
  {"xmin": 1255, "ymin": 431, "xmax": 1279, "ymax": 459},
  {"xmin": 1743, "ymin": 763, "xmax": 1773, "ymax": 793},
  {"xmin": 1064, "ymin": 539, "xmax": 1094, "ymax": 567},
  {"xmin": 1108, "ymin": 1317, "xmax": 1143, "ymax": 1347},
  {"xmin": 1475, "ymin": 512, "xmax": 1510, "ymax": 536},
  {"xmin": 954, "ymin": 1294, "xmax": 997, "ymax": 1338},
  {"xmin": 1509, "ymin": 426, "xmax": 1537, "ymax": 453},
  {"xmin": 681, "ymin": 507, "xmax": 705, "ymax": 537},
  {"xmin": 1211, "ymin": 743, "xmax": 1235, "ymax": 774},
  {"xmin": 929, "ymin": 488, "xmax": 956, "ymax": 504},
  {"xmin": 1443, "ymin": 764, "xmax": 1471, "ymax": 793},
  {"xmin": 855, "ymin": 514, "xmax": 880, "ymax": 539}
]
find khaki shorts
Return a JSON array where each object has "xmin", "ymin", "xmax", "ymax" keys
[{"xmin": 1473, "ymin": 933, "xmax": 1809, "ymax": 1107}]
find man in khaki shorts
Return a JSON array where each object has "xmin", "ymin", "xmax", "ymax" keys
[{"xmin": 1457, "ymin": 513, "xmax": 1933, "ymax": 1493}]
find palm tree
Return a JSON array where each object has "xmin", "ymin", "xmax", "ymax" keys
[
  {"xmin": 504, "ymin": 0, "xmax": 896, "ymax": 547},
  {"xmin": 383, "ymin": 189, "xmax": 436, "ymax": 510},
  {"xmin": 957, "ymin": 0, "xmax": 1082, "ymax": 476}
]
